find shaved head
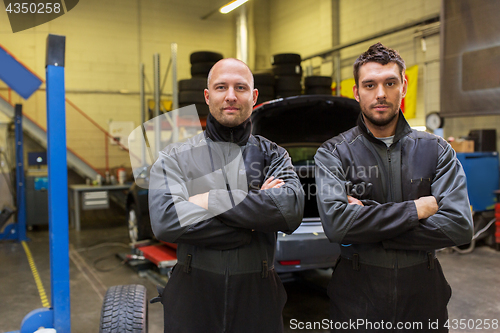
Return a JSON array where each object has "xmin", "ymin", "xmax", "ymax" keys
[{"xmin": 207, "ymin": 58, "xmax": 254, "ymax": 90}]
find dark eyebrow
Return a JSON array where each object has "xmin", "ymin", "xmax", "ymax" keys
[
  {"xmin": 361, "ymin": 76, "xmax": 399, "ymax": 84},
  {"xmin": 361, "ymin": 79, "xmax": 375, "ymax": 84}
]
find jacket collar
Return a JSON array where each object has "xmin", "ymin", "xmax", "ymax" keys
[
  {"xmin": 205, "ymin": 113, "xmax": 252, "ymax": 146},
  {"xmin": 357, "ymin": 109, "xmax": 412, "ymax": 145}
]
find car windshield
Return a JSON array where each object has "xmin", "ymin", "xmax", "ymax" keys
[{"xmin": 282, "ymin": 144, "xmax": 319, "ymax": 165}]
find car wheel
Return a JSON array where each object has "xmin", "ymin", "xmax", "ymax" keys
[
  {"xmin": 271, "ymin": 53, "xmax": 302, "ymax": 65},
  {"xmin": 99, "ymin": 284, "xmax": 148, "ymax": 333},
  {"xmin": 190, "ymin": 51, "xmax": 223, "ymax": 64},
  {"xmin": 178, "ymin": 78, "xmax": 207, "ymax": 91},
  {"xmin": 179, "ymin": 91, "xmax": 206, "ymax": 104},
  {"xmin": 128, "ymin": 204, "xmax": 152, "ymax": 243}
]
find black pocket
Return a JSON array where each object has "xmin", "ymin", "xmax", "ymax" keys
[{"xmin": 409, "ymin": 177, "xmax": 432, "ymax": 198}]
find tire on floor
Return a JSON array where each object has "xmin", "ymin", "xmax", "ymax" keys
[{"xmin": 99, "ymin": 284, "xmax": 148, "ymax": 333}]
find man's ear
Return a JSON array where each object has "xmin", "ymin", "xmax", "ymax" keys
[
  {"xmin": 353, "ymin": 84, "xmax": 360, "ymax": 102},
  {"xmin": 401, "ymin": 75, "xmax": 408, "ymax": 98},
  {"xmin": 204, "ymin": 89, "xmax": 210, "ymax": 105},
  {"xmin": 252, "ymin": 88, "xmax": 258, "ymax": 106}
]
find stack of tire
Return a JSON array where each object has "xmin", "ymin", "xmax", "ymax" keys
[
  {"xmin": 254, "ymin": 73, "xmax": 275, "ymax": 106},
  {"xmin": 304, "ymin": 76, "xmax": 333, "ymax": 95},
  {"xmin": 272, "ymin": 53, "xmax": 303, "ymax": 98},
  {"xmin": 178, "ymin": 51, "xmax": 223, "ymax": 118}
]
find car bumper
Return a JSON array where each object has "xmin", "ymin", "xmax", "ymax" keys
[{"xmin": 275, "ymin": 220, "xmax": 340, "ymax": 273}]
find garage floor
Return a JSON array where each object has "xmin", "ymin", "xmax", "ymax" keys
[{"xmin": 1, "ymin": 211, "xmax": 499, "ymax": 333}]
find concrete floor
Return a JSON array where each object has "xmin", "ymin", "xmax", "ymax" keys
[{"xmin": 1, "ymin": 212, "xmax": 499, "ymax": 333}]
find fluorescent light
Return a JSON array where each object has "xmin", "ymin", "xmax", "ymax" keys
[{"xmin": 219, "ymin": 0, "xmax": 249, "ymax": 14}]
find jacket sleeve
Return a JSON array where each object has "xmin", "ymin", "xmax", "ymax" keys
[
  {"xmin": 148, "ymin": 151, "xmax": 252, "ymax": 250},
  {"xmin": 207, "ymin": 146, "xmax": 304, "ymax": 234},
  {"xmin": 382, "ymin": 142, "xmax": 474, "ymax": 250},
  {"xmin": 314, "ymin": 146, "xmax": 419, "ymax": 244}
]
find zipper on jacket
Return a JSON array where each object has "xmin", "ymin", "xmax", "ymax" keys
[
  {"xmin": 222, "ymin": 267, "xmax": 229, "ymax": 332},
  {"xmin": 392, "ymin": 256, "xmax": 398, "ymax": 332},
  {"xmin": 221, "ymin": 132, "xmax": 236, "ymax": 207},
  {"xmin": 387, "ymin": 147, "xmax": 394, "ymax": 202}
]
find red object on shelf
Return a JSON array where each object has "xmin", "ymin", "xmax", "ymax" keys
[{"xmin": 138, "ymin": 243, "xmax": 177, "ymax": 267}]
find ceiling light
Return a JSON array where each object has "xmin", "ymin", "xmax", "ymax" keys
[{"xmin": 219, "ymin": 0, "xmax": 249, "ymax": 14}]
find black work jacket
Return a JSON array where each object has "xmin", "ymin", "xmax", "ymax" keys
[
  {"xmin": 149, "ymin": 114, "xmax": 304, "ymax": 332},
  {"xmin": 315, "ymin": 111, "xmax": 473, "ymax": 268}
]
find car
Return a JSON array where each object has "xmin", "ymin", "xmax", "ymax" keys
[{"xmin": 125, "ymin": 94, "xmax": 360, "ymax": 273}]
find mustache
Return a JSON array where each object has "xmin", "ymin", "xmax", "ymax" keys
[{"xmin": 370, "ymin": 101, "xmax": 392, "ymax": 108}]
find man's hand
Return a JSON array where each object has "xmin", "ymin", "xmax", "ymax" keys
[
  {"xmin": 414, "ymin": 196, "xmax": 438, "ymax": 220},
  {"xmin": 189, "ymin": 192, "xmax": 209, "ymax": 210},
  {"xmin": 348, "ymin": 195, "xmax": 364, "ymax": 206},
  {"xmin": 261, "ymin": 176, "xmax": 284, "ymax": 190}
]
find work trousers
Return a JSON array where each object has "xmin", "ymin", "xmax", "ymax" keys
[{"xmin": 328, "ymin": 257, "xmax": 452, "ymax": 332}]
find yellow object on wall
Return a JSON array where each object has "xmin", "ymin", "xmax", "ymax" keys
[{"xmin": 401, "ymin": 65, "xmax": 418, "ymax": 119}]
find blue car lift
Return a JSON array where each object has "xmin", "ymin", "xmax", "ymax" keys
[
  {"xmin": 8, "ymin": 34, "xmax": 71, "ymax": 333},
  {"xmin": 0, "ymin": 104, "xmax": 28, "ymax": 242}
]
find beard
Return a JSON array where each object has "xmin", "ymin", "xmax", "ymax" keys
[{"xmin": 361, "ymin": 101, "xmax": 399, "ymax": 127}]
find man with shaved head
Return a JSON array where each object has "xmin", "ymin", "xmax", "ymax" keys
[{"xmin": 149, "ymin": 58, "xmax": 304, "ymax": 332}]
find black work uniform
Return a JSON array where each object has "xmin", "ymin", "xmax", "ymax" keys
[
  {"xmin": 149, "ymin": 114, "xmax": 304, "ymax": 333},
  {"xmin": 315, "ymin": 111, "xmax": 473, "ymax": 332}
]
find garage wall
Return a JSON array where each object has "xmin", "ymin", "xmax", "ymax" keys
[
  {"xmin": 338, "ymin": 0, "xmax": 440, "ymax": 127},
  {"xmin": 0, "ymin": 0, "xmax": 236, "ymax": 171},
  {"xmin": 263, "ymin": 0, "xmax": 440, "ymax": 127},
  {"xmin": 268, "ymin": 0, "xmax": 334, "ymax": 62}
]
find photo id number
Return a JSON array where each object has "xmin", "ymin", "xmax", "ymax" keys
[
  {"xmin": 445, "ymin": 319, "xmax": 498, "ymax": 330},
  {"xmin": 6, "ymin": 3, "xmax": 62, "ymax": 14}
]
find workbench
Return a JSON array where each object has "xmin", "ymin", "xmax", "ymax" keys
[{"xmin": 69, "ymin": 184, "xmax": 131, "ymax": 231}]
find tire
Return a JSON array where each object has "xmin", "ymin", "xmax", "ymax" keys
[
  {"xmin": 179, "ymin": 91, "xmax": 206, "ymax": 104},
  {"xmin": 256, "ymin": 94, "xmax": 275, "ymax": 105},
  {"xmin": 275, "ymin": 90, "xmax": 302, "ymax": 98},
  {"xmin": 179, "ymin": 78, "xmax": 207, "ymax": 91},
  {"xmin": 254, "ymin": 73, "xmax": 275, "ymax": 86},
  {"xmin": 190, "ymin": 51, "xmax": 223, "ymax": 64},
  {"xmin": 304, "ymin": 76, "xmax": 332, "ymax": 87},
  {"xmin": 191, "ymin": 62, "xmax": 216, "ymax": 77},
  {"xmin": 271, "ymin": 53, "xmax": 301, "ymax": 65},
  {"xmin": 275, "ymin": 76, "xmax": 302, "ymax": 91},
  {"xmin": 99, "ymin": 284, "xmax": 148, "ymax": 333},
  {"xmin": 305, "ymin": 87, "xmax": 333, "ymax": 95},
  {"xmin": 272, "ymin": 64, "xmax": 303, "ymax": 76},
  {"xmin": 128, "ymin": 204, "xmax": 153, "ymax": 243},
  {"xmin": 255, "ymin": 85, "xmax": 274, "ymax": 96}
]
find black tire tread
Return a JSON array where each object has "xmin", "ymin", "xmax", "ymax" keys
[
  {"xmin": 179, "ymin": 78, "xmax": 207, "ymax": 91},
  {"xmin": 128, "ymin": 204, "xmax": 153, "ymax": 243},
  {"xmin": 305, "ymin": 87, "xmax": 333, "ymax": 95},
  {"xmin": 254, "ymin": 73, "xmax": 275, "ymax": 86},
  {"xmin": 190, "ymin": 51, "xmax": 223, "ymax": 64},
  {"xmin": 272, "ymin": 64, "xmax": 303, "ymax": 76},
  {"xmin": 275, "ymin": 75, "xmax": 302, "ymax": 91},
  {"xmin": 271, "ymin": 53, "xmax": 302, "ymax": 65},
  {"xmin": 255, "ymin": 85, "xmax": 274, "ymax": 96},
  {"xmin": 304, "ymin": 76, "xmax": 333, "ymax": 87},
  {"xmin": 191, "ymin": 62, "xmax": 216, "ymax": 77},
  {"xmin": 99, "ymin": 284, "xmax": 148, "ymax": 333},
  {"xmin": 179, "ymin": 91, "xmax": 206, "ymax": 104}
]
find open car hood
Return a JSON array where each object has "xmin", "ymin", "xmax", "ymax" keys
[{"xmin": 251, "ymin": 95, "xmax": 361, "ymax": 145}]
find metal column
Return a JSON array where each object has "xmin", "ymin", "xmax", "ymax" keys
[
  {"xmin": 16, "ymin": 34, "xmax": 71, "ymax": 333},
  {"xmin": 45, "ymin": 33, "xmax": 71, "ymax": 333},
  {"xmin": 14, "ymin": 104, "xmax": 27, "ymax": 241},
  {"xmin": 0, "ymin": 104, "xmax": 28, "ymax": 241}
]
